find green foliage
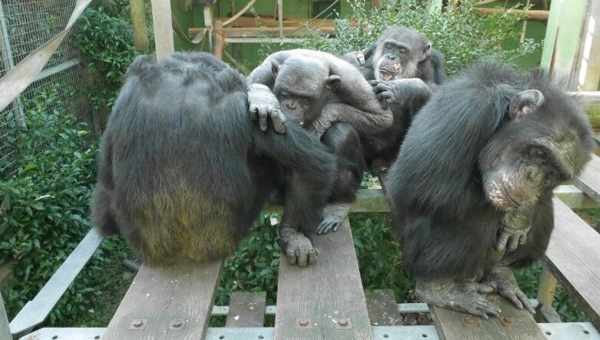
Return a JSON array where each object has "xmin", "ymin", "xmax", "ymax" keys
[
  {"xmin": 0, "ymin": 87, "xmax": 95, "ymax": 321},
  {"xmin": 301, "ymin": 0, "xmax": 538, "ymax": 75},
  {"xmin": 74, "ymin": 6, "xmax": 138, "ymax": 128},
  {"xmin": 350, "ymin": 214, "xmax": 413, "ymax": 300},
  {"xmin": 215, "ymin": 214, "xmax": 282, "ymax": 305}
]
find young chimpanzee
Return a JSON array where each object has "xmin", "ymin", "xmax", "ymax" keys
[
  {"xmin": 385, "ymin": 62, "xmax": 594, "ymax": 318},
  {"xmin": 248, "ymin": 49, "xmax": 393, "ymax": 234},
  {"xmin": 91, "ymin": 52, "xmax": 337, "ymax": 267}
]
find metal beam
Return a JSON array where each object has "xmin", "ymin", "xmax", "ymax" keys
[{"xmin": 18, "ymin": 323, "xmax": 600, "ymax": 340}]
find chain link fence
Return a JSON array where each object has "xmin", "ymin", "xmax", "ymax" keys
[{"xmin": 0, "ymin": 0, "xmax": 80, "ymax": 177}]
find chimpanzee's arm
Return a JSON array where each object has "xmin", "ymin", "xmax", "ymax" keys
[
  {"xmin": 312, "ymin": 103, "xmax": 393, "ymax": 138},
  {"xmin": 372, "ymin": 78, "xmax": 433, "ymax": 116}
]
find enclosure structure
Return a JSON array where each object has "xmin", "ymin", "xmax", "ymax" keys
[{"xmin": 2, "ymin": 0, "xmax": 600, "ymax": 339}]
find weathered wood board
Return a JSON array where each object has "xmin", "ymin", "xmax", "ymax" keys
[
  {"xmin": 225, "ymin": 292, "xmax": 266, "ymax": 327},
  {"xmin": 545, "ymin": 198, "xmax": 600, "ymax": 328},
  {"xmin": 366, "ymin": 289, "xmax": 403, "ymax": 326},
  {"xmin": 574, "ymin": 154, "xmax": 600, "ymax": 203},
  {"xmin": 274, "ymin": 220, "xmax": 373, "ymax": 340},
  {"xmin": 102, "ymin": 260, "xmax": 222, "ymax": 340},
  {"xmin": 432, "ymin": 297, "xmax": 545, "ymax": 340}
]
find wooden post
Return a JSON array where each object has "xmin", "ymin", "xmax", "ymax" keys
[
  {"xmin": 541, "ymin": 0, "xmax": 600, "ymax": 91},
  {"xmin": 277, "ymin": 0, "xmax": 284, "ymax": 39},
  {"xmin": 372, "ymin": 0, "xmax": 381, "ymax": 8},
  {"xmin": 203, "ymin": 4, "xmax": 213, "ymax": 49},
  {"xmin": 214, "ymin": 20, "xmax": 225, "ymax": 60},
  {"xmin": 0, "ymin": 292, "xmax": 10, "ymax": 340},
  {"xmin": 130, "ymin": 0, "xmax": 149, "ymax": 51},
  {"xmin": 150, "ymin": 0, "xmax": 174, "ymax": 60}
]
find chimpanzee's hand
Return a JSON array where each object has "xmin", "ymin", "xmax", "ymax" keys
[
  {"xmin": 248, "ymin": 83, "xmax": 286, "ymax": 134},
  {"xmin": 371, "ymin": 78, "xmax": 431, "ymax": 110},
  {"xmin": 497, "ymin": 210, "xmax": 532, "ymax": 253}
]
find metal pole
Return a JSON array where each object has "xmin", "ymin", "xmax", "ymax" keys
[
  {"xmin": 277, "ymin": 0, "xmax": 284, "ymax": 39},
  {"xmin": 0, "ymin": 0, "xmax": 26, "ymax": 129}
]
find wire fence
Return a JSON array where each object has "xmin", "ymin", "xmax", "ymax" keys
[{"xmin": 0, "ymin": 0, "xmax": 80, "ymax": 177}]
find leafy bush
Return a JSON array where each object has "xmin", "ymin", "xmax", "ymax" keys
[
  {"xmin": 301, "ymin": 0, "xmax": 538, "ymax": 76},
  {"xmin": 0, "ymin": 87, "xmax": 92, "ymax": 318},
  {"xmin": 74, "ymin": 6, "xmax": 138, "ymax": 129}
]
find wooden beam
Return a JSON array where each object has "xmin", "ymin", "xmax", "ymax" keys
[
  {"xmin": 274, "ymin": 220, "xmax": 373, "ymax": 339},
  {"xmin": 545, "ymin": 199, "xmax": 600, "ymax": 328},
  {"xmin": 130, "ymin": 0, "xmax": 149, "ymax": 51},
  {"xmin": 277, "ymin": 0, "xmax": 283, "ymax": 39},
  {"xmin": 432, "ymin": 297, "xmax": 546, "ymax": 340},
  {"xmin": 0, "ymin": 293, "xmax": 10, "ymax": 340},
  {"xmin": 150, "ymin": 0, "xmax": 175, "ymax": 60},
  {"xmin": 102, "ymin": 261, "xmax": 222, "ymax": 340},
  {"xmin": 574, "ymin": 154, "xmax": 600, "ymax": 203},
  {"xmin": 225, "ymin": 292, "xmax": 266, "ymax": 327},
  {"xmin": 214, "ymin": 20, "xmax": 225, "ymax": 60},
  {"xmin": 476, "ymin": 8, "xmax": 549, "ymax": 21}
]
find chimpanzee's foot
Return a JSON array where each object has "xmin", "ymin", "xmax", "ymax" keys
[
  {"xmin": 316, "ymin": 203, "xmax": 351, "ymax": 235},
  {"xmin": 483, "ymin": 266, "xmax": 535, "ymax": 314},
  {"xmin": 278, "ymin": 225, "xmax": 318, "ymax": 267},
  {"xmin": 416, "ymin": 278, "xmax": 501, "ymax": 319}
]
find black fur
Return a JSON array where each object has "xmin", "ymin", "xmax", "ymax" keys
[
  {"xmin": 91, "ymin": 52, "xmax": 337, "ymax": 264},
  {"xmin": 342, "ymin": 26, "xmax": 446, "ymax": 170},
  {"xmin": 385, "ymin": 62, "xmax": 594, "ymax": 280}
]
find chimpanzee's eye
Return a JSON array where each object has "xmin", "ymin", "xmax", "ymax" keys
[
  {"xmin": 398, "ymin": 46, "xmax": 409, "ymax": 54},
  {"xmin": 528, "ymin": 146, "xmax": 546, "ymax": 159}
]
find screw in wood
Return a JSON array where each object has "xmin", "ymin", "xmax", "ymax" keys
[
  {"xmin": 170, "ymin": 319, "xmax": 184, "ymax": 329},
  {"xmin": 130, "ymin": 319, "xmax": 146, "ymax": 329},
  {"xmin": 297, "ymin": 319, "xmax": 311, "ymax": 327}
]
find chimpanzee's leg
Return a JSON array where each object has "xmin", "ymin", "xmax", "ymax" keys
[{"xmin": 316, "ymin": 122, "xmax": 366, "ymax": 234}]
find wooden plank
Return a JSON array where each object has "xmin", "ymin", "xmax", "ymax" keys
[
  {"xmin": 274, "ymin": 220, "xmax": 373, "ymax": 340},
  {"xmin": 545, "ymin": 198, "xmax": 600, "ymax": 328},
  {"xmin": 102, "ymin": 260, "xmax": 222, "ymax": 340},
  {"xmin": 554, "ymin": 184, "xmax": 598, "ymax": 209},
  {"xmin": 432, "ymin": 296, "xmax": 546, "ymax": 340},
  {"xmin": 0, "ymin": 293, "xmax": 10, "ymax": 340},
  {"xmin": 366, "ymin": 289, "xmax": 403, "ymax": 326},
  {"xmin": 225, "ymin": 292, "xmax": 266, "ymax": 327},
  {"xmin": 150, "ymin": 0, "xmax": 174, "ymax": 60},
  {"xmin": 475, "ymin": 8, "xmax": 549, "ymax": 21},
  {"xmin": 574, "ymin": 154, "xmax": 600, "ymax": 203},
  {"xmin": 213, "ymin": 20, "xmax": 225, "ymax": 60},
  {"xmin": 10, "ymin": 228, "xmax": 103, "ymax": 335},
  {"xmin": 130, "ymin": 0, "xmax": 149, "ymax": 51}
]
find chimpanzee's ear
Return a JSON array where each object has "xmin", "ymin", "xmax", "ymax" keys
[
  {"xmin": 325, "ymin": 74, "xmax": 341, "ymax": 90},
  {"xmin": 271, "ymin": 60, "xmax": 280, "ymax": 78},
  {"xmin": 509, "ymin": 89, "xmax": 544, "ymax": 121}
]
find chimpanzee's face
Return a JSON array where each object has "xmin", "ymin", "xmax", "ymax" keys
[
  {"xmin": 480, "ymin": 89, "xmax": 592, "ymax": 210},
  {"xmin": 373, "ymin": 27, "xmax": 432, "ymax": 81},
  {"xmin": 272, "ymin": 59, "xmax": 329, "ymax": 127}
]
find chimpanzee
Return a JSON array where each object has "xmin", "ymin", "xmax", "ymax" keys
[
  {"xmin": 90, "ymin": 52, "xmax": 338, "ymax": 267},
  {"xmin": 385, "ymin": 62, "xmax": 594, "ymax": 318},
  {"xmin": 343, "ymin": 25, "xmax": 446, "ymax": 172},
  {"xmin": 248, "ymin": 49, "xmax": 393, "ymax": 234}
]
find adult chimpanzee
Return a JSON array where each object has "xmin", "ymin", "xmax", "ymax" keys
[
  {"xmin": 91, "ymin": 52, "xmax": 338, "ymax": 267},
  {"xmin": 385, "ymin": 62, "xmax": 594, "ymax": 318},
  {"xmin": 248, "ymin": 49, "xmax": 393, "ymax": 234},
  {"xmin": 343, "ymin": 25, "xmax": 445, "ymax": 172}
]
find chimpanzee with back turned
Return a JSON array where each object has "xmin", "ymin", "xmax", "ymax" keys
[
  {"xmin": 385, "ymin": 61, "xmax": 594, "ymax": 318},
  {"xmin": 91, "ymin": 52, "xmax": 338, "ymax": 267}
]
